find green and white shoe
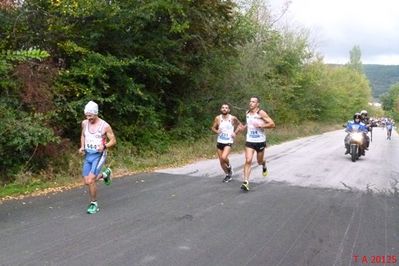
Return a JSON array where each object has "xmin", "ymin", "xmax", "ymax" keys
[
  {"xmin": 87, "ymin": 202, "xmax": 99, "ymax": 214},
  {"xmin": 102, "ymin": 167, "xmax": 112, "ymax": 186}
]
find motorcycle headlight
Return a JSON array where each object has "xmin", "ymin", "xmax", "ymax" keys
[{"xmin": 352, "ymin": 133, "xmax": 363, "ymax": 142}]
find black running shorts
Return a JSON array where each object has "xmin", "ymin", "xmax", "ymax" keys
[
  {"xmin": 217, "ymin": 142, "xmax": 232, "ymax": 151},
  {"xmin": 245, "ymin": 141, "xmax": 266, "ymax": 152}
]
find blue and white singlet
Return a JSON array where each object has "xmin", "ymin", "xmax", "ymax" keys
[
  {"xmin": 84, "ymin": 119, "xmax": 108, "ymax": 154},
  {"xmin": 217, "ymin": 114, "xmax": 235, "ymax": 144},
  {"xmin": 246, "ymin": 111, "xmax": 266, "ymax": 143}
]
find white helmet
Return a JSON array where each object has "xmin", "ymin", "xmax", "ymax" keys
[{"xmin": 360, "ymin": 110, "xmax": 368, "ymax": 115}]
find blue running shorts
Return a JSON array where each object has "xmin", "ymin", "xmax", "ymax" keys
[{"xmin": 82, "ymin": 150, "xmax": 107, "ymax": 177}]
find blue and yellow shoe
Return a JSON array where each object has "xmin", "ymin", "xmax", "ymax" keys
[
  {"xmin": 87, "ymin": 202, "xmax": 99, "ymax": 214},
  {"xmin": 102, "ymin": 167, "xmax": 112, "ymax": 186}
]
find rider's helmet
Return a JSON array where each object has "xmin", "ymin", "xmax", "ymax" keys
[
  {"xmin": 360, "ymin": 110, "xmax": 368, "ymax": 116},
  {"xmin": 353, "ymin": 113, "xmax": 362, "ymax": 122}
]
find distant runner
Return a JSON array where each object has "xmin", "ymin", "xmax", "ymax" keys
[{"xmin": 386, "ymin": 119, "xmax": 393, "ymax": 140}]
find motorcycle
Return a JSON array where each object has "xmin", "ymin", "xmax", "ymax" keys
[{"xmin": 347, "ymin": 132, "xmax": 365, "ymax": 162}]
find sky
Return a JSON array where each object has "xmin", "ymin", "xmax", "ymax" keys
[{"xmin": 269, "ymin": 0, "xmax": 399, "ymax": 65}]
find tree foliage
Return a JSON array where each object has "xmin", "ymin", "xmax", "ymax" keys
[
  {"xmin": 363, "ymin": 64, "xmax": 399, "ymax": 99},
  {"xmin": 346, "ymin": 45, "xmax": 363, "ymax": 73},
  {"xmin": 0, "ymin": 48, "xmax": 57, "ymax": 180},
  {"xmin": 0, "ymin": 0, "xmax": 373, "ymax": 183},
  {"xmin": 381, "ymin": 83, "xmax": 399, "ymax": 121}
]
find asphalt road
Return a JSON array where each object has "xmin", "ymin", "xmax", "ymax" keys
[{"xmin": 1, "ymin": 128, "xmax": 399, "ymax": 266}]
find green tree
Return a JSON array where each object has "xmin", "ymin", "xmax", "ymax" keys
[
  {"xmin": 0, "ymin": 0, "xmax": 375, "ymax": 185},
  {"xmin": 347, "ymin": 45, "xmax": 363, "ymax": 73},
  {"xmin": 381, "ymin": 83, "xmax": 399, "ymax": 121},
  {"xmin": 7, "ymin": 0, "xmax": 248, "ymax": 146},
  {"xmin": 321, "ymin": 66, "xmax": 371, "ymax": 121},
  {"xmin": 0, "ymin": 48, "xmax": 57, "ymax": 183}
]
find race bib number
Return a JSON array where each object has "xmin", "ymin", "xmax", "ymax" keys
[
  {"xmin": 219, "ymin": 133, "xmax": 230, "ymax": 140},
  {"xmin": 85, "ymin": 136, "xmax": 102, "ymax": 152},
  {"xmin": 249, "ymin": 130, "xmax": 260, "ymax": 138}
]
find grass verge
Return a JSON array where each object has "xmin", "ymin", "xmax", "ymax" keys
[{"xmin": 0, "ymin": 122, "xmax": 341, "ymax": 202}]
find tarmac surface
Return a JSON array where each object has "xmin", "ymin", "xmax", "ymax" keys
[{"xmin": 1, "ymin": 128, "xmax": 398, "ymax": 266}]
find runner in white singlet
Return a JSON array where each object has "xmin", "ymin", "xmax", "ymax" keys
[
  {"xmin": 211, "ymin": 103, "xmax": 243, "ymax": 183},
  {"xmin": 79, "ymin": 101, "xmax": 116, "ymax": 214},
  {"xmin": 240, "ymin": 97, "xmax": 275, "ymax": 191}
]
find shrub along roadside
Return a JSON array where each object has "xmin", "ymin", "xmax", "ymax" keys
[
  {"xmin": 1, "ymin": 1, "xmax": 374, "ymax": 187},
  {"xmin": 0, "ymin": 122, "xmax": 341, "ymax": 201}
]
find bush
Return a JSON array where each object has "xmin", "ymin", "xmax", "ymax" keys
[{"xmin": 0, "ymin": 100, "xmax": 58, "ymax": 183}]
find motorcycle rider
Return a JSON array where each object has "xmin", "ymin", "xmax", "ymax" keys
[
  {"xmin": 344, "ymin": 113, "xmax": 368, "ymax": 155},
  {"xmin": 360, "ymin": 110, "xmax": 370, "ymax": 125},
  {"xmin": 360, "ymin": 110, "xmax": 371, "ymax": 149}
]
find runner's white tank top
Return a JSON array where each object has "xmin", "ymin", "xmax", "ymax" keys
[
  {"xmin": 246, "ymin": 111, "xmax": 266, "ymax": 143},
  {"xmin": 84, "ymin": 119, "xmax": 108, "ymax": 153},
  {"xmin": 217, "ymin": 114, "xmax": 234, "ymax": 144}
]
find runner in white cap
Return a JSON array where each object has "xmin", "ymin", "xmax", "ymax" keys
[{"xmin": 79, "ymin": 100, "xmax": 116, "ymax": 214}]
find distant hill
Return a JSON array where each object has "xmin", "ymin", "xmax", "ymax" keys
[{"xmin": 363, "ymin": 64, "xmax": 399, "ymax": 100}]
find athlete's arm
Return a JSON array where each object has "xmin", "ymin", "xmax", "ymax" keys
[
  {"xmin": 79, "ymin": 120, "xmax": 86, "ymax": 154},
  {"xmin": 259, "ymin": 110, "xmax": 275, "ymax": 129},
  {"xmin": 104, "ymin": 125, "xmax": 116, "ymax": 149},
  {"xmin": 211, "ymin": 116, "xmax": 220, "ymax": 134},
  {"xmin": 233, "ymin": 116, "xmax": 244, "ymax": 135}
]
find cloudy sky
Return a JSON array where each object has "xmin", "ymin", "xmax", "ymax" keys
[{"xmin": 269, "ymin": 0, "xmax": 399, "ymax": 65}]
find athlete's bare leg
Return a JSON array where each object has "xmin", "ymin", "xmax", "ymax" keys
[
  {"xmin": 218, "ymin": 146, "xmax": 232, "ymax": 174},
  {"xmin": 244, "ymin": 147, "xmax": 256, "ymax": 182}
]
